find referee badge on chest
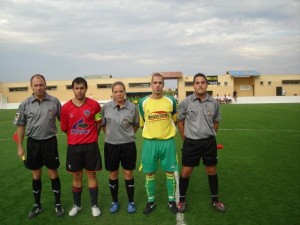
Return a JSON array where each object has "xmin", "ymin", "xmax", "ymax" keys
[{"xmin": 206, "ymin": 109, "xmax": 212, "ymax": 117}]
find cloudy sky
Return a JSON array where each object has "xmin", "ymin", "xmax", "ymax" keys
[{"xmin": 1, "ymin": 0, "xmax": 299, "ymax": 83}]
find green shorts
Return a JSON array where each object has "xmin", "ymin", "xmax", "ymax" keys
[{"xmin": 141, "ymin": 138, "xmax": 178, "ymax": 173}]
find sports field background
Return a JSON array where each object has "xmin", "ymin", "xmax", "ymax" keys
[{"xmin": 0, "ymin": 103, "xmax": 300, "ymax": 225}]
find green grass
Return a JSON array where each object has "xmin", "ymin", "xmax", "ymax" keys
[{"xmin": 0, "ymin": 103, "xmax": 300, "ymax": 225}]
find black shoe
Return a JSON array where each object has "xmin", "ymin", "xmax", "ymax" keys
[
  {"xmin": 28, "ymin": 204, "xmax": 43, "ymax": 219},
  {"xmin": 143, "ymin": 202, "xmax": 156, "ymax": 215},
  {"xmin": 55, "ymin": 204, "xmax": 65, "ymax": 217},
  {"xmin": 168, "ymin": 201, "xmax": 178, "ymax": 214}
]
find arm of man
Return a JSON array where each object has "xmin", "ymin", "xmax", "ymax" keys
[
  {"xmin": 172, "ymin": 113, "xmax": 177, "ymax": 126},
  {"xmin": 96, "ymin": 122, "xmax": 101, "ymax": 135},
  {"xmin": 139, "ymin": 113, "xmax": 144, "ymax": 129},
  {"xmin": 133, "ymin": 126, "xmax": 139, "ymax": 133},
  {"xmin": 133, "ymin": 106, "xmax": 140, "ymax": 133},
  {"xmin": 138, "ymin": 100, "xmax": 145, "ymax": 129},
  {"xmin": 60, "ymin": 106, "xmax": 68, "ymax": 133},
  {"xmin": 17, "ymin": 125, "xmax": 25, "ymax": 158},
  {"xmin": 56, "ymin": 99, "xmax": 62, "ymax": 121},
  {"xmin": 94, "ymin": 103, "xmax": 102, "ymax": 135},
  {"xmin": 101, "ymin": 125, "xmax": 106, "ymax": 133},
  {"xmin": 213, "ymin": 121, "xmax": 219, "ymax": 133},
  {"xmin": 177, "ymin": 120, "xmax": 185, "ymax": 140}
]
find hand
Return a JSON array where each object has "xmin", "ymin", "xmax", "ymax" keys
[{"xmin": 18, "ymin": 147, "xmax": 25, "ymax": 158}]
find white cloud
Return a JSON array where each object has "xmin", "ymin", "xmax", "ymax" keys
[
  {"xmin": 75, "ymin": 52, "xmax": 135, "ymax": 61},
  {"xmin": 0, "ymin": 0, "xmax": 299, "ymax": 82}
]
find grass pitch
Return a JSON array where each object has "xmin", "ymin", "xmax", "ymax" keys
[{"xmin": 0, "ymin": 103, "xmax": 300, "ymax": 225}]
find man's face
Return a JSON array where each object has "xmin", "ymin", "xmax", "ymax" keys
[
  {"xmin": 73, "ymin": 82, "xmax": 87, "ymax": 100},
  {"xmin": 193, "ymin": 76, "xmax": 208, "ymax": 96},
  {"xmin": 31, "ymin": 77, "xmax": 46, "ymax": 98},
  {"xmin": 151, "ymin": 75, "xmax": 164, "ymax": 95}
]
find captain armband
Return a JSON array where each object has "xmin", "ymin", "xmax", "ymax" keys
[{"xmin": 94, "ymin": 112, "xmax": 102, "ymax": 122}]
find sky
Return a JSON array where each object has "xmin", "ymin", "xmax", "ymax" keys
[{"xmin": 0, "ymin": 0, "xmax": 300, "ymax": 84}]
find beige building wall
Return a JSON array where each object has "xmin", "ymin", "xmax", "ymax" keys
[
  {"xmin": 1, "ymin": 74, "xmax": 299, "ymax": 103},
  {"xmin": 217, "ymin": 74, "xmax": 300, "ymax": 98},
  {"xmin": 254, "ymin": 75, "xmax": 300, "ymax": 96},
  {"xmin": 213, "ymin": 74, "xmax": 235, "ymax": 97},
  {"xmin": 0, "ymin": 77, "xmax": 154, "ymax": 103}
]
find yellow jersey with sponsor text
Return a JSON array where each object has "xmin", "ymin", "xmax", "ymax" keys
[{"xmin": 139, "ymin": 95, "xmax": 177, "ymax": 139}]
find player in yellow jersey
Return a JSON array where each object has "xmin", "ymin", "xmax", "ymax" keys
[{"xmin": 138, "ymin": 73, "xmax": 178, "ymax": 215}]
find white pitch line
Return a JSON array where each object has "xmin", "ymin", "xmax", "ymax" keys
[
  {"xmin": 0, "ymin": 138, "xmax": 10, "ymax": 141},
  {"xmin": 175, "ymin": 170, "xmax": 187, "ymax": 225},
  {"xmin": 0, "ymin": 133, "xmax": 66, "ymax": 141},
  {"xmin": 220, "ymin": 128, "xmax": 300, "ymax": 132}
]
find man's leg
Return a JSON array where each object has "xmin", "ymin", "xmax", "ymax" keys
[
  {"xmin": 178, "ymin": 166, "xmax": 194, "ymax": 212},
  {"xmin": 69, "ymin": 171, "xmax": 83, "ymax": 217},
  {"xmin": 87, "ymin": 171, "xmax": 101, "ymax": 217},
  {"xmin": 206, "ymin": 166, "xmax": 225, "ymax": 212},
  {"xmin": 28, "ymin": 169, "xmax": 43, "ymax": 219},
  {"xmin": 48, "ymin": 169, "xmax": 64, "ymax": 216},
  {"xmin": 166, "ymin": 172, "xmax": 178, "ymax": 213},
  {"xmin": 143, "ymin": 173, "xmax": 156, "ymax": 214}
]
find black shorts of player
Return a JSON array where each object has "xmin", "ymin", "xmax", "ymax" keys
[
  {"xmin": 66, "ymin": 142, "xmax": 102, "ymax": 172},
  {"xmin": 104, "ymin": 142, "xmax": 137, "ymax": 171},
  {"xmin": 26, "ymin": 136, "xmax": 60, "ymax": 170},
  {"xmin": 182, "ymin": 136, "xmax": 217, "ymax": 167}
]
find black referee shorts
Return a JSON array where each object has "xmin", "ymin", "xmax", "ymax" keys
[
  {"xmin": 26, "ymin": 136, "xmax": 60, "ymax": 170},
  {"xmin": 181, "ymin": 136, "xmax": 217, "ymax": 167},
  {"xmin": 104, "ymin": 142, "xmax": 137, "ymax": 171}
]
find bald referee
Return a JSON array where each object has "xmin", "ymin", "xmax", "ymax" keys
[{"xmin": 15, "ymin": 74, "xmax": 64, "ymax": 219}]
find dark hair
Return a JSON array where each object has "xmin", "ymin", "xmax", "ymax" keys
[
  {"xmin": 72, "ymin": 77, "xmax": 88, "ymax": 89},
  {"xmin": 151, "ymin": 73, "xmax": 164, "ymax": 82},
  {"xmin": 112, "ymin": 81, "xmax": 126, "ymax": 92},
  {"xmin": 30, "ymin": 74, "xmax": 46, "ymax": 85},
  {"xmin": 193, "ymin": 73, "xmax": 207, "ymax": 84}
]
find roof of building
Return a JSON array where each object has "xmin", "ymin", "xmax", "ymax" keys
[
  {"xmin": 226, "ymin": 70, "xmax": 261, "ymax": 77},
  {"xmin": 154, "ymin": 72, "xmax": 183, "ymax": 79},
  {"xmin": 83, "ymin": 74, "xmax": 112, "ymax": 79}
]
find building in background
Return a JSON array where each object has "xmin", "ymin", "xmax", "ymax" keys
[{"xmin": 0, "ymin": 71, "xmax": 299, "ymax": 107}]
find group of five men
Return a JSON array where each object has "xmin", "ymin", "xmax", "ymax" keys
[{"xmin": 14, "ymin": 72, "xmax": 225, "ymax": 219}]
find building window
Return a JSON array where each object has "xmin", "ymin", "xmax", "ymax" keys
[
  {"xmin": 240, "ymin": 85, "xmax": 251, "ymax": 90},
  {"xmin": 217, "ymin": 82, "xmax": 221, "ymax": 86},
  {"xmin": 186, "ymin": 91, "xmax": 193, "ymax": 96},
  {"xmin": 184, "ymin": 82, "xmax": 193, "ymax": 86},
  {"xmin": 128, "ymin": 83, "xmax": 150, "ymax": 88},
  {"xmin": 66, "ymin": 85, "xmax": 72, "ymax": 90},
  {"xmin": 9, "ymin": 87, "xmax": 28, "ymax": 92},
  {"xmin": 260, "ymin": 81, "xmax": 264, "ymax": 86},
  {"xmin": 46, "ymin": 86, "xmax": 57, "ymax": 91},
  {"xmin": 97, "ymin": 84, "xmax": 113, "ymax": 89},
  {"xmin": 282, "ymin": 80, "xmax": 300, "ymax": 85},
  {"xmin": 224, "ymin": 82, "xmax": 228, "ymax": 86},
  {"xmin": 268, "ymin": 81, "xmax": 272, "ymax": 85}
]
